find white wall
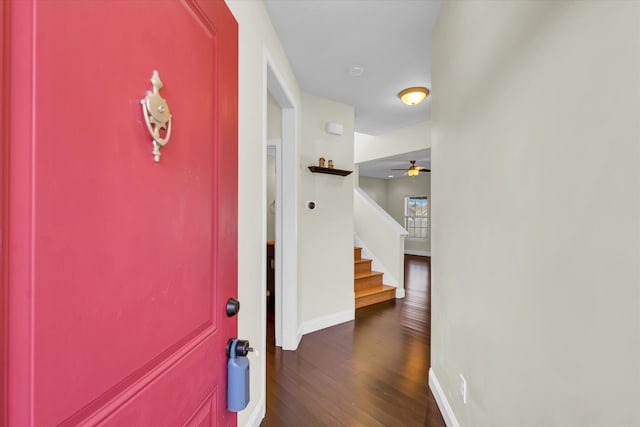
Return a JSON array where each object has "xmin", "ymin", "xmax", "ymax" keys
[
  {"xmin": 355, "ymin": 120, "xmax": 431, "ymax": 164},
  {"xmin": 359, "ymin": 175, "xmax": 431, "ymax": 253},
  {"xmin": 299, "ymin": 91, "xmax": 355, "ymax": 329},
  {"xmin": 224, "ymin": 1, "xmax": 300, "ymax": 425},
  {"xmin": 431, "ymin": 2, "xmax": 640, "ymax": 426},
  {"xmin": 354, "ymin": 188, "xmax": 407, "ymax": 291},
  {"xmin": 358, "ymin": 176, "xmax": 388, "ymax": 210}
]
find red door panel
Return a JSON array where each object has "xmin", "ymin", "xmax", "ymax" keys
[{"xmin": 5, "ymin": 1, "xmax": 238, "ymax": 425}]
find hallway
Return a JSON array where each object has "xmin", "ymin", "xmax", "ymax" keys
[{"xmin": 261, "ymin": 255, "xmax": 445, "ymax": 426}]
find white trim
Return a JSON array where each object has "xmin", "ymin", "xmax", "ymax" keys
[
  {"xmin": 244, "ymin": 398, "xmax": 265, "ymax": 427},
  {"xmin": 264, "ymin": 49, "xmax": 300, "ymax": 352},
  {"xmin": 295, "ymin": 324, "xmax": 303, "ymax": 349},
  {"xmin": 429, "ymin": 368, "xmax": 461, "ymax": 427},
  {"xmin": 395, "ymin": 288, "xmax": 405, "ymax": 299},
  {"xmin": 301, "ymin": 308, "xmax": 355, "ymax": 335},
  {"xmin": 279, "ymin": 105, "xmax": 298, "ymax": 352},
  {"xmin": 259, "ymin": 60, "xmax": 269, "ymax": 427},
  {"xmin": 405, "ymin": 250, "xmax": 431, "ymax": 257}
]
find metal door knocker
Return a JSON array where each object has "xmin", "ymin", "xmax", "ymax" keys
[{"xmin": 141, "ymin": 70, "xmax": 172, "ymax": 162}]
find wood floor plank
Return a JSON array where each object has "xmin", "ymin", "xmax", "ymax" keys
[{"xmin": 261, "ymin": 255, "xmax": 445, "ymax": 427}]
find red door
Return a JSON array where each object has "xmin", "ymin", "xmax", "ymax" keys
[{"xmin": 3, "ymin": 0, "xmax": 238, "ymax": 425}]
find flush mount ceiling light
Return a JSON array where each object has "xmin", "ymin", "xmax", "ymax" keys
[{"xmin": 398, "ymin": 86, "xmax": 430, "ymax": 106}]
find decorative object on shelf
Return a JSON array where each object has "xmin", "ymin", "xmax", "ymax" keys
[
  {"xmin": 307, "ymin": 166, "xmax": 352, "ymax": 176},
  {"xmin": 328, "ymin": 160, "xmax": 334, "ymax": 169},
  {"xmin": 141, "ymin": 70, "xmax": 172, "ymax": 162},
  {"xmin": 319, "ymin": 157, "xmax": 326, "ymax": 167},
  {"xmin": 398, "ymin": 86, "xmax": 430, "ymax": 106}
]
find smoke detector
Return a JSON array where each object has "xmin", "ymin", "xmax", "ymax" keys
[{"xmin": 348, "ymin": 65, "xmax": 364, "ymax": 77}]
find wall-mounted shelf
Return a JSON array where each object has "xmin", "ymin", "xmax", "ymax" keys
[{"xmin": 308, "ymin": 166, "xmax": 353, "ymax": 176}]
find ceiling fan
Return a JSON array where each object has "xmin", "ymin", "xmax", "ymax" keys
[{"xmin": 391, "ymin": 160, "xmax": 430, "ymax": 176}]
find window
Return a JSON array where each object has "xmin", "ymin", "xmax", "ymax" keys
[{"xmin": 405, "ymin": 196, "xmax": 428, "ymax": 239}]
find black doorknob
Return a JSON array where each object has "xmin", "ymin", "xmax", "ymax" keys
[
  {"xmin": 227, "ymin": 338, "xmax": 254, "ymax": 357},
  {"xmin": 226, "ymin": 297, "xmax": 240, "ymax": 317}
]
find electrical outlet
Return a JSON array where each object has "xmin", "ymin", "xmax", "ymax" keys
[{"xmin": 459, "ymin": 374, "xmax": 467, "ymax": 404}]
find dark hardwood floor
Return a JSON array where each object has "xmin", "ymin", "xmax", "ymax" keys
[{"xmin": 261, "ymin": 255, "xmax": 445, "ymax": 427}]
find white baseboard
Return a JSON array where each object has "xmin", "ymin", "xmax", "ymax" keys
[
  {"xmin": 405, "ymin": 249, "xmax": 431, "ymax": 257},
  {"xmin": 429, "ymin": 368, "xmax": 460, "ymax": 427},
  {"xmin": 281, "ymin": 324, "xmax": 303, "ymax": 351},
  {"xmin": 395, "ymin": 288, "xmax": 405, "ymax": 299},
  {"xmin": 295, "ymin": 324, "xmax": 303, "ymax": 348},
  {"xmin": 301, "ymin": 308, "xmax": 355, "ymax": 335},
  {"xmin": 243, "ymin": 398, "xmax": 265, "ymax": 427}
]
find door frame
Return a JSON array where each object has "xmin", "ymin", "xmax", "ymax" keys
[{"xmin": 263, "ymin": 50, "xmax": 299, "ymax": 350}]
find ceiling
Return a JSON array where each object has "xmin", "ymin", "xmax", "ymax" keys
[
  {"xmin": 263, "ymin": 0, "xmax": 443, "ymax": 136},
  {"xmin": 358, "ymin": 148, "xmax": 430, "ymax": 180}
]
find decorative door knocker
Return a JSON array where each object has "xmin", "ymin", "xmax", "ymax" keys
[{"xmin": 141, "ymin": 70, "xmax": 172, "ymax": 162}]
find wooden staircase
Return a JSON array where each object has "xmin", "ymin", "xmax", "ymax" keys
[{"xmin": 354, "ymin": 247, "xmax": 396, "ymax": 309}]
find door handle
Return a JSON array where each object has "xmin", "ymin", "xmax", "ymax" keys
[{"xmin": 226, "ymin": 338, "xmax": 253, "ymax": 358}]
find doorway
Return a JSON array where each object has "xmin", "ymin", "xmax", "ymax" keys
[
  {"xmin": 263, "ymin": 56, "xmax": 298, "ymax": 351},
  {"xmin": 265, "ymin": 138, "xmax": 279, "ymax": 325}
]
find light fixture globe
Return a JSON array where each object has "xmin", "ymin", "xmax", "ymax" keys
[{"xmin": 398, "ymin": 86, "xmax": 430, "ymax": 106}]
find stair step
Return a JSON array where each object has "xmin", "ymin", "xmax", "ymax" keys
[
  {"xmin": 354, "ymin": 271, "xmax": 384, "ymax": 291},
  {"xmin": 355, "ymin": 285, "xmax": 396, "ymax": 309},
  {"xmin": 354, "ymin": 258, "xmax": 372, "ymax": 275},
  {"xmin": 354, "ymin": 247, "xmax": 363, "ymax": 261}
]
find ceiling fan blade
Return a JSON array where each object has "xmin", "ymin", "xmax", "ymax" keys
[{"xmin": 391, "ymin": 161, "xmax": 429, "ymax": 172}]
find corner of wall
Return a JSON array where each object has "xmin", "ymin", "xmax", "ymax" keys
[{"xmin": 429, "ymin": 368, "xmax": 460, "ymax": 427}]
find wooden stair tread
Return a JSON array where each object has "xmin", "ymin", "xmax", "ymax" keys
[
  {"xmin": 355, "ymin": 285, "xmax": 396, "ymax": 309},
  {"xmin": 353, "ymin": 246, "xmax": 393, "ymax": 308},
  {"xmin": 354, "ymin": 258, "xmax": 373, "ymax": 275},
  {"xmin": 355, "ymin": 284, "xmax": 396, "ymax": 297},
  {"xmin": 355, "ymin": 271, "xmax": 383, "ymax": 280}
]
